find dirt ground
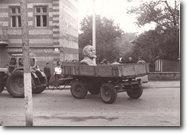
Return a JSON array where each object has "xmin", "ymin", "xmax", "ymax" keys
[{"xmin": 0, "ymin": 81, "xmax": 180, "ymax": 126}]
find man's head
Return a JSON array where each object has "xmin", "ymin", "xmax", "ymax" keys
[
  {"xmin": 46, "ymin": 62, "xmax": 49, "ymax": 65},
  {"xmin": 57, "ymin": 61, "xmax": 60, "ymax": 66},
  {"xmin": 83, "ymin": 45, "xmax": 96, "ymax": 59},
  {"xmin": 128, "ymin": 57, "xmax": 132, "ymax": 61}
]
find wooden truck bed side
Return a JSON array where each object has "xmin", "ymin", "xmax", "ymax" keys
[{"xmin": 63, "ymin": 64, "xmax": 149, "ymax": 78}]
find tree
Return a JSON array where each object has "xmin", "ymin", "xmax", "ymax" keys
[
  {"xmin": 128, "ymin": 0, "xmax": 180, "ymax": 63},
  {"xmin": 79, "ymin": 15, "xmax": 123, "ymax": 63},
  {"xmin": 131, "ymin": 30, "xmax": 162, "ymax": 62},
  {"xmin": 128, "ymin": 0, "xmax": 179, "ymax": 30},
  {"xmin": 114, "ymin": 33, "xmax": 136, "ymax": 61}
]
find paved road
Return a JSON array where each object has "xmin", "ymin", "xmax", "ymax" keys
[{"xmin": 0, "ymin": 81, "xmax": 180, "ymax": 126}]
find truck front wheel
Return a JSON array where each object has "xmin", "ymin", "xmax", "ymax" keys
[
  {"xmin": 100, "ymin": 83, "xmax": 117, "ymax": 104},
  {"xmin": 70, "ymin": 80, "xmax": 88, "ymax": 99}
]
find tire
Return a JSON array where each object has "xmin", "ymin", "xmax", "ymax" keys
[
  {"xmin": 7, "ymin": 70, "xmax": 24, "ymax": 98},
  {"xmin": 32, "ymin": 71, "xmax": 47, "ymax": 94},
  {"xmin": 70, "ymin": 80, "xmax": 88, "ymax": 99},
  {"xmin": 32, "ymin": 86, "xmax": 46, "ymax": 94},
  {"xmin": 100, "ymin": 83, "xmax": 117, "ymax": 104},
  {"xmin": 127, "ymin": 84, "xmax": 143, "ymax": 99}
]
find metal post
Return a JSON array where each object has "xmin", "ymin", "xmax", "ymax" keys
[
  {"xmin": 20, "ymin": 0, "xmax": 33, "ymax": 126},
  {"xmin": 92, "ymin": 0, "xmax": 96, "ymax": 64}
]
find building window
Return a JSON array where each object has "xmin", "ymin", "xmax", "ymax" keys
[
  {"xmin": 35, "ymin": 6, "xmax": 48, "ymax": 27},
  {"xmin": 10, "ymin": 6, "xmax": 21, "ymax": 27}
]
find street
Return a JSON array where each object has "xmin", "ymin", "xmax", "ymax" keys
[{"xmin": 0, "ymin": 81, "xmax": 180, "ymax": 126}]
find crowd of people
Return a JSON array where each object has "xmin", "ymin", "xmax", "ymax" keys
[{"xmin": 101, "ymin": 56, "xmax": 146, "ymax": 65}]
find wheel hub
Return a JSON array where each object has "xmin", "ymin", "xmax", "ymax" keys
[
  {"xmin": 75, "ymin": 86, "xmax": 81, "ymax": 92},
  {"xmin": 104, "ymin": 90, "xmax": 110, "ymax": 96}
]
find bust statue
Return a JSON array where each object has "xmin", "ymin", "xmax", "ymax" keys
[{"xmin": 80, "ymin": 45, "xmax": 97, "ymax": 66}]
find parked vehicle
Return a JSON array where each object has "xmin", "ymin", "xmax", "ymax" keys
[
  {"xmin": 0, "ymin": 53, "xmax": 47, "ymax": 98},
  {"xmin": 60, "ymin": 63, "xmax": 149, "ymax": 104}
]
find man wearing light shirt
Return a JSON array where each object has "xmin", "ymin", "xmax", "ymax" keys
[{"xmin": 54, "ymin": 61, "xmax": 62, "ymax": 87}]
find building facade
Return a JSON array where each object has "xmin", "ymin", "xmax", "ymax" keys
[{"xmin": 0, "ymin": 0, "xmax": 78, "ymax": 68}]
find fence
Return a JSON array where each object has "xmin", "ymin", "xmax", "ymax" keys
[{"xmin": 155, "ymin": 59, "xmax": 180, "ymax": 72}]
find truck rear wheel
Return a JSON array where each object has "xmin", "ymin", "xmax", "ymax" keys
[
  {"xmin": 32, "ymin": 86, "xmax": 46, "ymax": 94},
  {"xmin": 7, "ymin": 70, "xmax": 24, "ymax": 98},
  {"xmin": 127, "ymin": 84, "xmax": 143, "ymax": 99},
  {"xmin": 100, "ymin": 83, "xmax": 117, "ymax": 104},
  {"xmin": 32, "ymin": 79, "xmax": 46, "ymax": 94},
  {"xmin": 71, "ymin": 80, "xmax": 88, "ymax": 99}
]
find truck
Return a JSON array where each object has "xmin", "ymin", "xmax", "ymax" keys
[
  {"xmin": 61, "ymin": 63, "xmax": 149, "ymax": 104},
  {"xmin": 0, "ymin": 47, "xmax": 47, "ymax": 97}
]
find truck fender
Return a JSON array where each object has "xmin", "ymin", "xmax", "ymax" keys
[
  {"xmin": 31, "ymin": 72, "xmax": 38, "ymax": 79},
  {"xmin": 40, "ymin": 71, "xmax": 46, "ymax": 77}
]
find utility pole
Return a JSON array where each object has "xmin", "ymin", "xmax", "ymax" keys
[
  {"xmin": 20, "ymin": 0, "xmax": 33, "ymax": 126},
  {"xmin": 92, "ymin": 0, "xmax": 96, "ymax": 64}
]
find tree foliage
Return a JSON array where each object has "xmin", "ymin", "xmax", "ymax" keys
[
  {"xmin": 115, "ymin": 33, "xmax": 136, "ymax": 62},
  {"xmin": 128, "ymin": 0, "xmax": 180, "ymax": 63},
  {"xmin": 78, "ymin": 15, "xmax": 123, "ymax": 63},
  {"xmin": 128, "ymin": 0, "xmax": 179, "ymax": 29}
]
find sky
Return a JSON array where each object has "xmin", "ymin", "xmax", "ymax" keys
[
  {"xmin": 77, "ymin": 0, "xmax": 179, "ymax": 34},
  {"xmin": 77, "ymin": 0, "xmax": 155, "ymax": 34}
]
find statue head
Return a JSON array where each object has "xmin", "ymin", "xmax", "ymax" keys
[{"xmin": 83, "ymin": 45, "xmax": 96, "ymax": 59}]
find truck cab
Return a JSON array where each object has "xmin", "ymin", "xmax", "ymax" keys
[
  {"xmin": 0, "ymin": 51, "xmax": 47, "ymax": 97},
  {"xmin": 8, "ymin": 54, "xmax": 37, "ymax": 73}
]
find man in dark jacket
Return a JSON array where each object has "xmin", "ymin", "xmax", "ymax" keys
[{"xmin": 44, "ymin": 62, "xmax": 51, "ymax": 85}]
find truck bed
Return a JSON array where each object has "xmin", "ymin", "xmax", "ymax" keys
[{"xmin": 62, "ymin": 64, "xmax": 149, "ymax": 78}]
